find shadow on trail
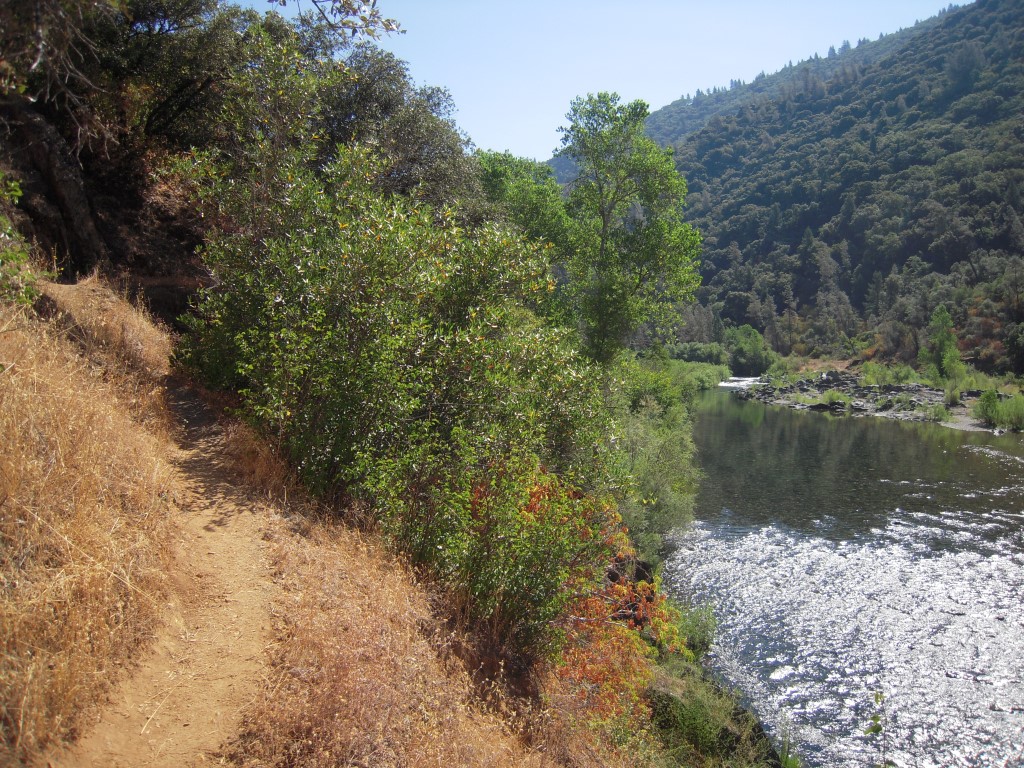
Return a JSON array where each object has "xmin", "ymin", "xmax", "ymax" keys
[{"xmin": 164, "ymin": 376, "xmax": 258, "ymax": 529}]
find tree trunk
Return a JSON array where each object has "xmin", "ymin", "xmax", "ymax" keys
[{"xmin": 0, "ymin": 97, "xmax": 112, "ymax": 276}]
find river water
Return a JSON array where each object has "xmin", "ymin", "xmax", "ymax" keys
[{"xmin": 665, "ymin": 389, "xmax": 1024, "ymax": 768}]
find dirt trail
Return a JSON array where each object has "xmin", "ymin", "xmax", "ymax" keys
[{"xmin": 48, "ymin": 387, "xmax": 276, "ymax": 768}]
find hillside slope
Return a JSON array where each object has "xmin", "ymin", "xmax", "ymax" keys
[
  {"xmin": 651, "ymin": 0, "xmax": 1024, "ymax": 370},
  {"xmin": 645, "ymin": 10, "xmax": 945, "ymax": 147}
]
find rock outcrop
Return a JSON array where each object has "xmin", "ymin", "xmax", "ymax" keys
[{"xmin": 737, "ymin": 370, "xmax": 985, "ymax": 427}]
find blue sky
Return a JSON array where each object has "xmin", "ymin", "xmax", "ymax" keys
[{"xmin": 255, "ymin": 1, "xmax": 965, "ymax": 160}]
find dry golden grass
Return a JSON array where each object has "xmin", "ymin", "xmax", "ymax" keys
[
  {"xmin": 221, "ymin": 420, "xmax": 302, "ymax": 503},
  {"xmin": 38, "ymin": 275, "xmax": 174, "ymax": 436},
  {"xmin": 224, "ymin": 504, "xmax": 555, "ymax": 768},
  {"xmin": 0, "ymin": 290, "xmax": 175, "ymax": 763}
]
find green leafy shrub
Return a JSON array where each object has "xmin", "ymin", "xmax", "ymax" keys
[
  {"xmin": 944, "ymin": 386, "xmax": 961, "ymax": 406},
  {"xmin": 1002, "ymin": 396, "xmax": 1024, "ymax": 430},
  {"xmin": 669, "ymin": 341, "xmax": 729, "ymax": 366},
  {"xmin": 726, "ymin": 324, "xmax": 777, "ymax": 377},
  {"xmin": 0, "ymin": 173, "xmax": 37, "ymax": 304},
  {"xmin": 648, "ymin": 663, "xmax": 775, "ymax": 765},
  {"xmin": 822, "ymin": 389, "xmax": 852, "ymax": 407},
  {"xmin": 673, "ymin": 603, "xmax": 716, "ymax": 660},
  {"xmin": 974, "ymin": 390, "xmax": 1002, "ymax": 425},
  {"xmin": 175, "ymin": 28, "xmax": 625, "ymax": 660},
  {"xmin": 894, "ymin": 393, "xmax": 915, "ymax": 409},
  {"xmin": 609, "ymin": 356, "xmax": 699, "ymax": 563},
  {"xmin": 861, "ymin": 361, "xmax": 920, "ymax": 386},
  {"xmin": 369, "ymin": 447, "xmax": 620, "ymax": 655},
  {"xmin": 669, "ymin": 360, "xmax": 730, "ymax": 393},
  {"xmin": 184, "ymin": 152, "xmax": 614, "ymax": 651},
  {"xmin": 971, "ymin": 389, "xmax": 1024, "ymax": 429},
  {"xmin": 650, "ymin": 686, "xmax": 727, "ymax": 757}
]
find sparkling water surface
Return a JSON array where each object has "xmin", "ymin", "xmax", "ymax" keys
[{"xmin": 665, "ymin": 391, "xmax": 1024, "ymax": 768}]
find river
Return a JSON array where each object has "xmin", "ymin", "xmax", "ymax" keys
[{"xmin": 665, "ymin": 388, "xmax": 1024, "ymax": 768}]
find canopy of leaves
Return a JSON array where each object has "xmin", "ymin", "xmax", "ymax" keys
[
  {"xmin": 319, "ymin": 43, "xmax": 485, "ymax": 216},
  {"xmin": 559, "ymin": 92, "xmax": 701, "ymax": 363}
]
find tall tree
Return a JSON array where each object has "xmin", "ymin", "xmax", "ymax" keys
[
  {"xmin": 317, "ymin": 43, "xmax": 484, "ymax": 216},
  {"xmin": 558, "ymin": 92, "xmax": 700, "ymax": 362}
]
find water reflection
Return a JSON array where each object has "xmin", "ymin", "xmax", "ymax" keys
[
  {"xmin": 693, "ymin": 391, "xmax": 1024, "ymax": 550},
  {"xmin": 667, "ymin": 391, "xmax": 1024, "ymax": 767}
]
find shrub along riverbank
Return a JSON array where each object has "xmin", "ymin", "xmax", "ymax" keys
[
  {"xmin": 0, "ymin": 1, "xmax": 789, "ymax": 762},
  {"xmin": 166, "ymin": 14, "xmax": 779, "ymax": 766}
]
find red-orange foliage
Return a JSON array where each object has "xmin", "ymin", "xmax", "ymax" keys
[
  {"xmin": 555, "ymin": 593, "xmax": 655, "ymax": 734},
  {"xmin": 551, "ymin": 571, "xmax": 690, "ymax": 741}
]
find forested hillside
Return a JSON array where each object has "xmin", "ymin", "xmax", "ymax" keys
[
  {"xmin": 652, "ymin": 0, "xmax": 1024, "ymax": 372},
  {"xmin": 646, "ymin": 12, "xmax": 944, "ymax": 147}
]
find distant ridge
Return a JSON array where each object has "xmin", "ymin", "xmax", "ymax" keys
[
  {"xmin": 644, "ymin": 0, "xmax": 1024, "ymax": 371},
  {"xmin": 645, "ymin": 9, "xmax": 953, "ymax": 146}
]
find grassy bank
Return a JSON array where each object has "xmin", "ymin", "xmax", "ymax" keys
[{"xmin": 0, "ymin": 280, "xmax": 175, "ymax": 761}]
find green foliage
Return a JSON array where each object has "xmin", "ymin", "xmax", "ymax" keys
[
  {"xmin": 650, "ymin": 686, "xmax": 727, "ymax": 758},
  {"xmin": 657, "ymin": 0, "xmax": 1024, "ymax": 373},
  {"xmin": 476, "ymin": 150, "xmax": 572, "ymax": 249},
  {"xmin": 559, "ymin": 92, "xmax": 701, "ymax": 363},
  {"xmin": 610, "ymin": 356, "xmax": 699, "ymax": 563},
  {"xmin": 921, "ymin": 305, "xmax": 966, "ymax": 384},
  {"xmin": 974, "ymin": 390, "xmax": 1002, "ymax": 425},
  {"xmin": 726, "ymin": 325, "xmax": 777, "ymax": 377},
  {"xmin": 944, "ymin": 385, "xmax": 961, "ymax": 406},
  {"xmin": 793, "ymin": 388, "xmax": 851, "ymax": 410},
  {"xmin": 974, "ymin": 390, "xmax": 1024, "ymax": 430},
  {"xmin": 369, "ymin": 448, "xmax": 619, "ymax": 655},
  {"xmin": 893, "ymin": 392, "xmax": 915, "ymax": 410},
  {"xmin": 822, "ymin": 389, "xmax": 852, "ymax": 407},
  {"xmin": 864, "ymin": 690, "xmax": 895, "ymax": 767},
  {"xmin": 79, "ymin": 0, "xmax": 257, "ymax": 148},
  {"xmin": 1001, "ymin": 396, "xmax": 1024, "ymax": 430},
  {"xmin": 766, "ymin": 356, "xmax": 802, "ymax": 381},
  {"xmin": 288, "ymin": 0, "xmax": 400, "ymax": 38},
  {"xmin": 0, "ymin": 174, "xmax": 37, "ymax": 304},
  {"xmin": 861, "ymin": 362, "xmax": 921, "ymax": 386},
  {"xmin": 669, "ymin": 360, "xmax": 731, "ymax": 393},
  {"xmin": 322, "ymin": 43, "xmax": 485, "ymax": 216},
  {"xmin": 175, "ymin": 26, "xmax": 628, "ymax": 660},
  {"xmin": 667, "ymin": 341, "xmax": 729, "ymax": 366},
  {"xmin": 648, "ymin": 663, "xmax": 777, "ymax": 767},
  {"xmin": 778, "ymin": 732, "xmax": 802, "ymax": 768},
  {"xmin": 672, "ymin": 603, "xmax": 716, "ymax": 661}
]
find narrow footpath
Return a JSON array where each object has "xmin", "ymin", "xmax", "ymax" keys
[{"xmin": 48, "ymin": 387, "xmax": 277, "ymax": 768}]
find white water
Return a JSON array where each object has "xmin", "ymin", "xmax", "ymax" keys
[{"xmin": 666, "ymin": 392, "xmax": 1024, "ymax": 767}]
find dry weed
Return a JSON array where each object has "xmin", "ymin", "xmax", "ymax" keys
[
  {"xmin": 0, "ymin": 300, "xmax": 175, "ymax": 762},
  {"xmin": 38, "ymin": 275, "xmax": 174, "ymax": 436},
  {"xmin": 221, "ymin": 421, "xmax": 301, "ymax": 503},
  {"xmin": 227, "ymin": 516, "xmax": 556, "ymax": 768}
]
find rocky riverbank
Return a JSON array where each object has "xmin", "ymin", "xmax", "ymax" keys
[{"xmin": 734, "ymin": 370, "xmax": 991, "ymax": 432}]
